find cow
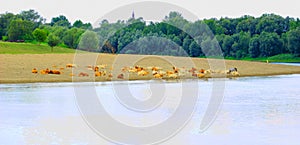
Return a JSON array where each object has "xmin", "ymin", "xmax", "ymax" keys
[
  {"xmin": 66, "ymin": 64, "xmax": 76, "ymax": 68},
  {"xmin": 78, "ymin": 72, "xmax": 89, "ymax": 77},
  {"xmin": 95, "ymin": 71, "xmax": 101, "ymax": 77},
  {"xmin": 32, "ymin": 68, "xmax": 38, "ymax": 74},
  {"xmin": 228, "ymin": 67, "xmax": 238, "ymax": 73},
  {"xmin": 40, "ymin": 68, "xmax": 50, "ymax": 74},
  {"xmin": 138, "ymin": 70, "xmax": 149, "ymax": 76},
  {"xmin": 199, "ymin": 69, "xmax": 205, "ymax": 74},
  {"xmin": 49, "ymin": 70, "xmax": 61, "ymax": 75},
  {"xmin": 197, "ymin": 73, "xmax": 205, "ymax": 78},
  {"xmin": 117, "ymin": 74, "xmax": 124, "ymax": 79},
  {"xmin": 167, "ymin": 73, "xmax": 178, "ymax": 79},
  {"xmin": 153, "ymin": 73, "xmax": 163, "ymax": 79}
]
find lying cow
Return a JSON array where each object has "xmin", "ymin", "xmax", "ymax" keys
[
  {"xmin": 228, "ymin": 67, "xmax": 238, "ymax": 73},
  {"xmin": 32, "ymin": 68, "xmax": 38, "ymax": 74}
]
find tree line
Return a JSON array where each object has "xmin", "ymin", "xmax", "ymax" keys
[{"xmin": 0, "ymin": 10, "xmax": 299, "ymax": 57}]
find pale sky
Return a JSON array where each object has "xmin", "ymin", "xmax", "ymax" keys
[{"xmin": 1, "ymin": 0, "xmax": 300, "ymax": 25}]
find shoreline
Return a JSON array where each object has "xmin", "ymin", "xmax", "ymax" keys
[
  {"xmin": 0, "ymin": 73, "xmax": 300, "ymax": 84},
  {"xmin": 1, "ymin": 53, "xmax": 300, "ymax": 84}
]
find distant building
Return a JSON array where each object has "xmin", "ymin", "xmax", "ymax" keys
[{"xmin": 132, "ymin": 10, "xmax": 135, "ymax": 19}]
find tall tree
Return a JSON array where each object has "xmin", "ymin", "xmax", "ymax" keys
[
  {"xmin": 18, "ymin": 9, "xmax": 45, "ymax": 28},
  {"xmin": 249, "ymin": 35, "xmax": 260, "ymax": 58},
  {"xmin": 62, "ymin": 27, "xmax": 84, "ymax": 48},
  {"xmin": 0, "ymin": 12, "xmax": 15, "ymax": 39},
  {"xmin": 259, "ymin": 32, "xmax": 283, "ymax": 57},
  {"xmin": 287, "ymin": 28, "xmax": 300, "ymax": 56},
  {"xmin": 222, "ymin": 35, "xmax": 234, "ymax": 57},
  {"xmin": 32, "ymin": 28, "xmax": 47, "ymax": 44},
  {"xmin": 47, "ymin": 34, "xmax": 60, "ymax": 52},
  {"xmin": 189, "ymin": 41, "xmax": 201, "ymax": 57},
  {"xmin": 73, "ymin": 20, "xmax": 92, "ymax": 29},
  {"xmin": 8, "ymin": 19, "xmax": 34, "ymax": 41},
  {"xmin": 51, "ymin": 15, "xmax": 71, "ymax": 27},
  {"xmin": 256, "ymin": 14, "xmax": 286, "ymax": 35},
  {"xmin": 78, "ymin": 30, "xmax": 99, "ymax": 51}
]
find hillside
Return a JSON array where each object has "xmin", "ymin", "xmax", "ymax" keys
[{"xmin": 0, "ymin": 41, "xmax": 76, "ymax": 54}]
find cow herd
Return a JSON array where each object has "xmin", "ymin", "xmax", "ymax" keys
[{"xmin": 32, "ymin": 63, "xmax": 240, "ymax": 80}]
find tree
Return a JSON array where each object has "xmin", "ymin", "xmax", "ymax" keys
[
  {"xmin": 203, "ymin": 18, "xmax": 224, "ymax": 35},
  {"xmin": 32, "ymin": 28, "xmax": 47, "ymax": 44},
  {"xmin": 73, "ymin": 20, "xmax": 92, "ymax": 29},
  {"xmin": 249, "ymin": 35, "xmax": 260, "ymax": 58},
  {"xmin": 78, "ymin": 30, "xmax": 99, "ymax": 51},
  {"xmin": 18, "ymin": 9, "xmax": 44, "ymax": 23},
  {"xmin": 47, "ymin": 34, "xmax": 60, "ymax": 52},
  {"xmin": 163, "ymin": 11, "xmax": 188, "ymax": 29},
  {"xmin": 287, "ymin": 28, "xmax": 300, "ymax": 56},
  {"xmin": 236, "ymin": 16, "xmax": 258, "ymax": 35},
  {"xmin": 8, "ymin": 19, "xmax": 34, "ymax": 41},
  {"xmin": 51, "ymin": 15, "xmax": 71, "ymax": 27},
  {"xmin": 237, "ymin": 31, "xmax": 251, "ymax": 57},
  {"xmin": 256, "ymin": 14, "xmax": 286, "ymax": 35},
  {"xmin": 0, "ymin": 12, "xmax": 15, "ymax": 40},
  {"xmin": 51, "ymin": 26, "xmax": 68, "ymax": 39},
  {"xmin": 259, "ymin": 32, "xmax": 283, "ymax": 57},
  {"xmin": 63, "ymin": 28, "xmax": 84, "ymax": 48},
  {"xmin": 189, "ymin": 41, "xmax": 201, "ymax": 57},
  {"xmin": 18, "ymin": 9, "xmax": 45, "ymax": 28},
  {"xmin": 222, "ymin": 35, "xmax": 234, "ymax": 57},
  {"xmin": 182, "ymin": 36, "xmax": 192, "ymax": 54}
]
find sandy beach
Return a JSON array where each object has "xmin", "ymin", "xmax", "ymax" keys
[{"xmin": 0, "ymin": 53, "xmax": 300, "ymax": 83}]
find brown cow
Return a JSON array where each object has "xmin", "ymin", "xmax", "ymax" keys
[
  {"xmin": 32, "ymin": 68, "xmax": 38, "ymax": 74},
  {"xmin": 78, "ymin": 72, "xmax": 89, "ymax": 77},
  {"xmin": 66, "ymin": 64, "xmax": 76, "ymax": 68},
  {"xmin": 49, "ymin": 70, "xmax": 61, "ymax": 75},
  {"xmin": 199, "ymin": 69, "xmax": 205, "ymax": 74},
  {"xmin": 40, "ymin": 68, "xmax": 50, "ymax": 74},
  {"xmin": 95, "ymin": 71, "xmax": 101, "ymax": 77},
  {"xmin": 117, "ymin": 74, "xmax": 124, "ymax": 79}
]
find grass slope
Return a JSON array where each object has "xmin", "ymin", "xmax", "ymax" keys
[
  {"xmin": 0, "ymin": 41, "xmax": 75, "ymax": 54},
  {"xmin": 1, "ymin": 41, "xmax": 299, "ymax": 62},
  {"xmin": 238, "ymin": 54, "xmax": 300, "ymax": 63}
]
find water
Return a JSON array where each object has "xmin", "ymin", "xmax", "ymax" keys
[
  {"xmin": 271, "ymin": 62, "xmax": 300, "ymax": 66},
  {"xmin": 0, "ymin": 75, "xmax": 300, "ymax": 145}
]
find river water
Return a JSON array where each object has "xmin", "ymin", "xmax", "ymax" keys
[{"xmin": 0, "ymin": 73, "xmax": 300, "ymax": 144}]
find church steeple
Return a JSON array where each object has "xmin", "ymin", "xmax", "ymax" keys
[{"xmin": 132, "ymin": 10, "xmax": 135, "ymax": 19}]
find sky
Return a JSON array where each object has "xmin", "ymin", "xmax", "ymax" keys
[{"xmin": 1, "ymin": 0, "xmax": 300, "ymax": 25}]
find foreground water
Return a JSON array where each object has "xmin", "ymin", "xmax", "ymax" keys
[{"xmin": 0, "ymin": 74, "xmax": 300, "ymax": 145}]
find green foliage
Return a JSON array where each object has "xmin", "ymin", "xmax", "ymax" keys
[
  {"xmin": 47, "ymin": 34, "xmax": 60, "ymax": 52},
  {"xmin": 78, "ymin": 30, "xmax": 99, "ymax": 51},
  {"xmin": 1, "ymin": 10, "xmax": 300, "ymax": 60},
  {"xmin": 63, "ymin": 28, "xmax": 84, "ymax": 48},
  {"xmin": 73, "ymin": 20, "xmax": 92, "ymax": 29},
  {"xmin": 221, "ymin": 35, "xmax": 234, "ymax": 57},
  {"xmin": 0, "ymin": 41, "xmax": 75, "ymax": 54},
  {"xmin": 2, "ymin": 36, "xmax": 8, "ymax": 41},
  {"xmin": 189, "ymin": 41, "xmax": 201, "ymax": 57},
  {"xmin": 8, "ymin": 19, "xmax": 34, "ymax": 41},
  {"xmin": 287, "ymin": 28, "xmax": 300, "ymax": 56},
  {"xmin": 18, "ymin": 9, "xmax": 44, "ymax": 23},
  {"xmin": 249, "ymin": 35, "xmax": 260, "ymax": 58},
  {"xmin": 259, "ymin": 32, "xmax": 283, "ymax": 57},
  {"xmin": 0, "ymin": 12, "xmax": 15, "ymax": 40},
  {"xmin": 51, "ymin": 15, "xmax": 71, "ymax": 27},
  {"xmin": 32, "ymin": 28, "xmax": 47, "ymax": 44}
]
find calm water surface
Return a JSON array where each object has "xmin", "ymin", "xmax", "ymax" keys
[{"xmin": 0, "ymin": 74, "xmax": 300, "ymax": 145}]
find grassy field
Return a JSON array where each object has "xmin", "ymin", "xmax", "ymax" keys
[
  {"xmin": 0, "ymin": 41, "xmax": 76, "ymax": 54},
  {"xmin": 1, "ymin": 41, "xmax": 300, "ymax": 62},
  {"xmin": 224, "ymin": 54, "xmax": 300, "ymax": 63}
]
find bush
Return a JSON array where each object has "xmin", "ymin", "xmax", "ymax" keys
[{"xmin": 2, "ymin": 36, "xmax": 8, "ymax": 41}]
